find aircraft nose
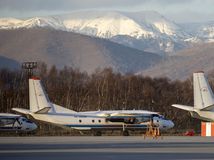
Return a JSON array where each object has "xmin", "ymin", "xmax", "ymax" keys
[
  {"xmin": 31, "ymin": 123, "xmax": 38, "ymax": 131},
  {"xmin": 168, "ymin": 120, "xmax": 174, "ymax": 129}
]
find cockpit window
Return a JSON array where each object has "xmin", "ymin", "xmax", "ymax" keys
[
  {"xmin": 20, "ymin": 117, "xmax": 33, "ymax": 123},
  {"xmin": 152, "ymin": 114, "xmax": 166, "ymax": 120},
  {"xmin": 159, "ymin": 115, "xmax": 169, "ymax": 120},
  {"xmin": 159, "ymin": 115, "xmax": 165, "ymax": 119},
  {"xmin": 152, "ymin": 114, "xmax": 159, "ymax": 117}
]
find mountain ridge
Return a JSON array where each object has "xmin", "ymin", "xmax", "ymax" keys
[
  {"xmin": 0, "ymin": 28, "xmax": 161, "ymax": 73},
  {"xmin": 140, "ymin": 42, "xmax": 214, "ymax": 80},
  {"xmin": 2, "ymin": 10, "xmax": 213, "ymax": 55}
]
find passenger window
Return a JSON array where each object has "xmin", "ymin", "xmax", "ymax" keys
[
  {"xmin": 92, "ymin": 120, "xmax": 95, "ymax": 123},
  {"xmin": 79, "ymin": 120, "xmax": 82, "ymax": 123},
  {"xmin": 98, "ymin": 120, "xmax": 101, "ymax": 123}
]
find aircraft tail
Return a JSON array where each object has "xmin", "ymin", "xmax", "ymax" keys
[
  {"xmin": 193, "ymin": 72, "xmax": 214, "ymax": 111},
  {"xmin": 13, "ymin": 77, "xmax": 77, "ymax": 115},
  {"xmin": 29, "ymin": 77, "xmax": 52, "ymax": 113},
  {"xmin": 29, "ymin": 77, "xmax": 77, "ymax": 114}
]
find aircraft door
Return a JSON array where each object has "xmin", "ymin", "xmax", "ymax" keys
[{"xmin": 152, "ymin": 116, "xmax": 161, "ymax": 128}]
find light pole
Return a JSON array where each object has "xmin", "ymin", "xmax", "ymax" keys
[
  {"xmin": 22, "ymin": 62, "xmax": 37, "ymax": 78},
  {"xmin": 21, "ymin": 62, "xmax": 37, "ymax": 110}
]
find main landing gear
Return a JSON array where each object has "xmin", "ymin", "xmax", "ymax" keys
[
  {"xmin": 93, "ymin": 131, "xmax": 102, "ymax": 136},
  {"xmin": 122, "ymin": 130, "xmax": 129, "ymax": 136}
]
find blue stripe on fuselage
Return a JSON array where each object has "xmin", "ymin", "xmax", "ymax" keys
[
  {"xmin": 64, "ymin": 124, "xmax": 148, "ymax": 129},
  {"xmin": 0, "ymin": 127, "xmax": 22, "ymax": 130}
]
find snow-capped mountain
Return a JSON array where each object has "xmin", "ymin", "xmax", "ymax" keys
[
  {"xmin": 58, "ymin": 11, "xmax": 192, "ymax": 54},
  {"xmin": 0, "ymin": 18, "xmax": 23, "ymax": 29},
  {"xmin": 197, "ymin": 22, "xmax": 214, "ymax": 42},
  {"xmin": 123, "ymin": 11, "xmax": 187, "ymax": 38},
  {"xmin": 0, "ymin": 11, "xmax": 156, "ymax": 39},
  {"xmin": 181, "ymin": 21, "xmax": 214, "ymax": 42},
  {"xmin": 60, "ymin": 11, "xmax": 154, "ymax": 39},
  {"xmin": 0, "ymin": 11, "xmax": 213, "ymax": 55},
  {"xmin": 0, "ymin": 17, "xmax": 66, "ymax": 30}
]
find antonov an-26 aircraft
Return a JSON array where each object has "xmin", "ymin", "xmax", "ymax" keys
[
  {"xmin": 13, "ymin": 77, "xmax": 174, "ymax": 135},
  {"xmin": 172, "ymin": 71, "xmax": 214, "ymax": 121}
]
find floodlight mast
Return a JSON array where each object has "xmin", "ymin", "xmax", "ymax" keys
[
  {"xmin": 21, "ymin": 62, "xmax": 38, "ymax": 109},
  {"xmin": 22, "ymin": 62, "xmax": 37, "ymax": 78}
]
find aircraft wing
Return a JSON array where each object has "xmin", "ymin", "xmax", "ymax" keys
[
  {"xmin": 110, "ymin": 113, "xmax": 137, "ymax": 117},
  {"xmin": 109, "ymin": 112, "xmax": 159, "ymax": 117},
  {"xmin": 171, "ymin": 104, "xmax": 194, "ymax": 111},
  {"xmin": 73, "ymin": 127, "xmax": 91, "ymax": 130},
  {"xmin": 0, "ymin": 113, "xmax": 20, "ymax": 118}
]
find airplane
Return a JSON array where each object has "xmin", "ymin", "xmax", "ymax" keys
[
  {"xmin": 0, "ymin": 113, "xmax": 37, "ymax": 132},
  {"xmin": 12, "ymin": 77, "xmax": 174, "ymax": 136},
  {"xmin": 172, "ymin": 71, "xmax": 214, "ymax": 121}
]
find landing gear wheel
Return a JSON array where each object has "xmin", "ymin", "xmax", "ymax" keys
[
  {"xmin": 93, "ymin": 131, "xmax": 102, "ymax": 136},
  {"xmin": 122, "ymin": 130, "xmax": 129, "ymax": 136}
]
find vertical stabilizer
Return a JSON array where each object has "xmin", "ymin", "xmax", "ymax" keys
[
  {"xmin": 193, "ymin": 72, "xmax": 214, "ymax": 110},
  {"xmin": 29, "ymin": 77, "xmax": 52, "ymax": 112}
]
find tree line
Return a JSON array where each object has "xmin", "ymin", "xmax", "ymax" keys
[{"xmin": 1, "ymin": 63, "xmax": 211, "ymax": 134}]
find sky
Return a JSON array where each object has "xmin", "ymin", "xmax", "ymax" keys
[{"xmin": 0, "ymin": 0, "xmax": 214, "ymax": 23}]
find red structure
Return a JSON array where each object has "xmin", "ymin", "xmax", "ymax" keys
[{"xmin": 201, "ymin": 122, "xmax": 214, "ymax": 136}]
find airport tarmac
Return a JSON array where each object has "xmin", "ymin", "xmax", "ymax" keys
[{"xmin": 0, "ymin": 136, "xmax": 214, "ymax": 160}]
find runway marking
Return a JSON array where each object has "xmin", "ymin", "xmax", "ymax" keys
[
  {"xmin": 0, "ymin": 147, "xmax": 214, "ymax": 154},
  {"xmin": 1, "ymin": 137, "xmax": 214, "ymax": 160}
]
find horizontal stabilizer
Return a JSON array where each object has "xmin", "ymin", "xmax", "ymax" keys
[
  {"xmin": 51, "ymin": 103, "xmax": 77, "ymax": 114},
  {"xmin": 12, "ymin": 108, "xmax": 31, "ymax": 115},
  {"xmin": 200, "ymin": 104, "xmax": 214, "ymax": 111},
  {"xmin": 172, "ymin": 104, "xmax": 194, "ymax": 112},
  {"xmin": 35, "ymin": 107, "xmax": 51, "ymax": 114}
]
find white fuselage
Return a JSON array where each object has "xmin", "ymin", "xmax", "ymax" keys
[{"xmin": 29, "ymin": 110, "xmax": 174, "ymax": 131}]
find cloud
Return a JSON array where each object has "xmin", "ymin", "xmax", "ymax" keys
[
  {"xmin": 0, "ymin": 0, "xmax": 213, "ymax": 22},
  {"xmin": 0, "ymin": 0, "xmax": 201, "ymax": 11},
  {"xmin": 0, "ymin": 0, "xmax": 140, "ymax": 11}
]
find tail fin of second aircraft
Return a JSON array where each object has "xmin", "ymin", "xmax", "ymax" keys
[
  {"xmin": 193, "ymin": 72, "xmax": 214, "ymax": 111},
  {"xmin": 29, "ymin": 77, "xmax": 52, "ymax": 113},
  {"xmin": 172, "ymin": 71, "xmax": 214, "ymax": 112}
]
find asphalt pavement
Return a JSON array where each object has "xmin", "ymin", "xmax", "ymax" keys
[{"xmin": 0, "ymin": 136, "xmax": 214, "ymax": 160}]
